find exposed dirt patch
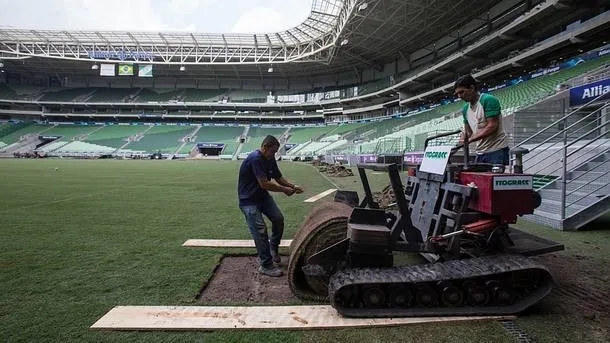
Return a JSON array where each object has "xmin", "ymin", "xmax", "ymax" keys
[
  {"xmin": 199, "ymin": 252, "xmax": 608, "ymax": 324},
  {"xmin": 533, "ymin": 253, "xmax": 609, "ymax": 320},
  {"xmin": 198, "ymin": 255, "xmax": 298, "ymax": 304}
]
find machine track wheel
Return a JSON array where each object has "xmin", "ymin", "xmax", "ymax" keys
[
  {"xmin": 463, "ymin": 280, "xmax": 490, "ymax": 306},
  {"xmin": 439, "ymin": 282, "xmax": 464, "ymax": 307},
  {"xmin": 287, "ymin": 202, "xmax": 353, "ymax": 301},
  {"xmin": 388, "ymin": 285, "xmax": 412, "ymax": 308},
  {"xmin": 362, "ymin": 285, "xmax": 387, "ymax": 308},
  {"xmin": 415, "ymin": 284, "xmax": 438, "ymax": 307}
]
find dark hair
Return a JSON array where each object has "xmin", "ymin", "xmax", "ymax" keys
[
  {"xmin": 454, "ymin": 74, "xmax": 478, "ymax": 90},
  {"xmin": 261, "ymin": 135, "xmax": 280, "ymax": 148}
]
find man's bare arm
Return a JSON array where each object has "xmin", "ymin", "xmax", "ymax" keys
[
  {"xmin": 276, "ymin": 177, "xmax": 295, "ymax": 188},
  {"xmin": 258, "ymin": 178, "xmax": 294, "ymax": 195},
  {"xmin": 277, "ymin": 177, "xmax": 303, "ymax": 194}
]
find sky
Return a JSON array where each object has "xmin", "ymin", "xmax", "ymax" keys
[{"xmin": 0, "ymin": 0, "xmax": 313, "ymax": 33}]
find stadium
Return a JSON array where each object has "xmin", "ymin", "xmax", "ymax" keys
[{"xmin": 0, "ymin": 0, "xmax": 609, "ymax": 341}]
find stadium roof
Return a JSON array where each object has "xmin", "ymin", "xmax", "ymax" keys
[
  {"xmin": 0, "ymin": 1, "xmax": 344, "ymax": 46},
  {"xmin": 0, "ymin": 0, "xmax": 348, "ymax": 65},
  {"xmin": 3, "ymin": 0, "xmax": 596, "ymax": 81}
]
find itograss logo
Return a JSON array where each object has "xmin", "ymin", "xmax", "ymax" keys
[
  {"xmin": 493, "ymin": 176, "xmax": 533, "ymax": 190},
  {"xmin": 424, "ymin": 151, "xmax": 448, "ymax": 159},
  {"xmin": 495, "ymin": 179, "xmax": 529, "ymax": 186}
]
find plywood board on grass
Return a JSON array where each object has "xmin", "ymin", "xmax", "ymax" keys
[
  {"xmin": 182, "ymin": 239, "xmax": 292, "ymax": 247},
  {"xmin": 91, "ymin": 305, "xmax": 514, "ymax": 331}
]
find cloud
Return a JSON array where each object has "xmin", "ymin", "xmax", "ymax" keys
[
  {"xmin": 231, "ymin": 7, "xmax": 290, "ymax": 34},
  {"xmin": 0, "ymin": 0, "xmax": 312, "ymax": 33},
  {"xmin": 0, "ymin": 0, "xmax": 200, "ymax": 31},
  {"xmin": 168, "ymin": 0, "xmax": 215, "ymax": 15},
  {"xmin": 58, "ymin": 0, "xmax": 166, "ymax": 31}
]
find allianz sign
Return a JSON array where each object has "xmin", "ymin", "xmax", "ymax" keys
[{"xmin": 570, "ymin": 78, "xmax": 610, "ymax": 106}]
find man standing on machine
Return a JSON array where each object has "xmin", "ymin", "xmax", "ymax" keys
[
  {"xmin": 454, "ymin": 75, "xmax": 509, "ymax": 165},
  {"xmin": 237, "ymin": 135, "xmax": 303, "ymax": 277}
]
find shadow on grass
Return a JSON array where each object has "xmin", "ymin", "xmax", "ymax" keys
[{"xmin": 579, "ymin": 212, "xmax": 610, "ymax": 231}]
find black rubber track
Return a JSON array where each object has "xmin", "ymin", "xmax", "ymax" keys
[{"xmin": 329, "ymin": 254, "xmax": 555, "ymax": 317}]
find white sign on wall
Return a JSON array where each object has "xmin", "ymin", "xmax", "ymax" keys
[
  {"xmin": 100, "ymin": 64, "xmax": 115, "ymax": 76},
  {"xmin": 419, "ymin": 146, "xmax": 452, "ymax": 175}
]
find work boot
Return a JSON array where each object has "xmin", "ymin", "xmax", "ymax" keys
[
  {"xmin": 258, "ymin": 265, "xmax": 283, "ymax": 277},
  {"xmin": 270, "ymin": 248, "xmax": 281, "ymax": 264}
]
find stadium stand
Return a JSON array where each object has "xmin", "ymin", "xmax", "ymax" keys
[
  {"xmin": 85, "ymin": 125, "xmax": 148, "ymax": 149},
  {"xmin": 228, "ymin": 90, "xmax": 268, "ymax": 103},
  {"xmin": 0, "ymin": 85, "xmax": 17, "ymax": 100},
  {"xmin": 41, "ymin": 125, "xmax": 98, "ymax": 140},
  {"xmin": 0, "ymin": 56, "xmax": 607, "ymax": 109},
  {"xmin": 1, "ymin": 51, "xmax": 607, "ymax": 157},
  {"xmin": 181, "ymin": 89, "xmax": 227, "ymax": 102},
  {"xmin": 54, "ymin": 141, "xmax": 117, "ymax": 155},
  {"xmin": 87, "ymin": 88, "xmax": 140, "ymax": 103},
  {"xmin": 0, "ymin": 122, "xmax": 49, "ymax": 147},
  {"xmin": 191, "ymin": 126, "xmax": 244, "ymax": 155},
  {"xmin": 136, "ymin": 89, "xmax": 184, "ymax": 102},
  {"xmin": 125, "ymin": 125, "xmax": 194, "ymax": 153},
  {"xmin": 241, "ymin": 127, "xmax": 287, "ymax": 153},
  {"xmin": 38, "ymin": 88, "xmax": 94, "ymax": 102},
  {"xmin": 286, "ymin": 126, "xmax": 335, "ymax": 144}
]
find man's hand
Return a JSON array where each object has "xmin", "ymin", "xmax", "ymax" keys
[
  {"xmin": 283, "ymin": 186, "xmax": 296, "ymax": 196},
  {"xmin": 293, "ymin": 185, "xmax": 304, "ymax": 194}
]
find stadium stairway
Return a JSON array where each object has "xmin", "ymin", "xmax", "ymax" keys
[
  {"xmin": 114, "ymin": 125, "xmax": 155, "ymax": 154},
  {"xmin": 83, "ymin": 125, "xmax": 107, "ymax": 139},
  {"xmin": 526, "ymin": 150, "xmax": 610, "ymax": 230},
  {"xmin": 232, "ymin": 126, "xmax": 249, "ymax": 160},
  {"xmin": 173, "ymin": 126, "xmax": 201, "ymax": 156},
  {"xmin": 515, "ymin": 92, "xmax": 610, "ymax": 230},
  {"xmin": 0, "ymin": 123, "xmax": 57, "ymax": 153}
]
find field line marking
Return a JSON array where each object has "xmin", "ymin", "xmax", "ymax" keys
[{"xmin": 306, "ymin": 164, "xmax": 340, "ymax": 189}]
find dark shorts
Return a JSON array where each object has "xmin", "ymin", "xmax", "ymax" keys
[{"xmin": 475, "ymin": 146, "xmax": 509, "ymax": 165}]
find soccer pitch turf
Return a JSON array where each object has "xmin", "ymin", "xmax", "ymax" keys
[{"xmin": 0, "ymin": 159, "xmax": 607, "ymax": 342}]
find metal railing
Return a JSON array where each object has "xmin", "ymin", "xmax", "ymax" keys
[
  {"xmin": 512, "ymin": 92, "xmax": 609, "ymax": 220},
  {"xmin": 568, "ymin": 65, "xmax": 610, "ymax": 87}
]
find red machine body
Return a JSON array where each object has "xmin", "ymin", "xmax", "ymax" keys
[{"xmin": 459, "ymin": 172, "xmax": 535, "ymax": 224}]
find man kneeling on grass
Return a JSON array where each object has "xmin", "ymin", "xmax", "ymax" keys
[{"xmin": 237, "ymin": 135, "xmax": 304, "ymax": 277}]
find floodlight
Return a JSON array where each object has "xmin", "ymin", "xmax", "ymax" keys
[
  {"xmin": 91, "ymin": 64, "xmax": 99, "ymax": 70},
  {"xmin": 268, "ymin": 66, "xmax": 274, "ymax": 73},
  {"xmin": 0, "ymin": 62, "xmax": 4, "ymax": 68},
  {"xmin": 179, "ymin": 65, "xmax": 186, "ymax": 71}
]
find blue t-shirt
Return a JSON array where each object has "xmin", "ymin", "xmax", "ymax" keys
[{"xmin": 238, "ymin": 150, "xmax": 282, "ymax": 206}]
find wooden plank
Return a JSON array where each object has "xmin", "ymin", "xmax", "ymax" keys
[
  {"xmin": 182, "ymin": 239, "xmax": 292, "ymax": 248},
  {"xmin": 91, "ymin": 305, "xmax": 514, "ymax": 331},
  {"xmin": 303, "ymin": 189, "xmax": 337, "ymax": 203}
]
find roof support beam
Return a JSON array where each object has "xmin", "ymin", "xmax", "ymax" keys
[
  {"xmin": 285, "ymin": 30, "xmax": 301, "ymax": 45},
  {"xmin": 302, "ymin": 23, "xmax": 326, "ymax": 35},
  {"xmin": 343, "ymin": 49, "xmax": 383, "ymax": 72},
  {"xmin": 294, "ymin": 27, "xmax": 313, "ymax": 40},
  {"xmin": 311, "ymin": 10, "xmax": 338, "ymax": 18}
]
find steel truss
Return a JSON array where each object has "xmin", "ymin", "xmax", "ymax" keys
[{"xmin": 0, "ymin": 0, "xmax": 358, "ymax": 65}]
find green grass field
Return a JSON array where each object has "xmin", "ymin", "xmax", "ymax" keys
[{"xmin": 0, "ymin": 159, "xmax": 608, "ymax": 342}]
